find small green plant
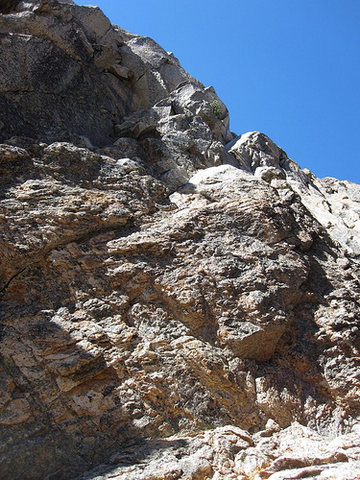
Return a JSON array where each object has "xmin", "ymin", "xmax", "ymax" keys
[{"xmin": 211, "ymin": 100, "xmax": 222, "ymax": 119}]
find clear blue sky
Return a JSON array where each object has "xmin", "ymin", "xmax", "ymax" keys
[{"xmin": 77, "ymin": 0, "xmax": 360, "ymax": 183}]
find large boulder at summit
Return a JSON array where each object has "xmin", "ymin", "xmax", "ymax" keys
[{"xmin": 0, "ymin": 1, "xmax": 360, "ymax": 480}]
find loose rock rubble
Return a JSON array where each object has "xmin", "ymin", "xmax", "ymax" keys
[{"xmin": 0, "ymin": 1, "xmax": 359, "ymax": 479}]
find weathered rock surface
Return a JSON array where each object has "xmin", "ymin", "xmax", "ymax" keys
[
  {"xmin": 0, "ymin": 1, "xmax": 360, "ymax": 479},
  {"xmin": 229, "ymin": 131, "xmax": 360, "ymax": 258},
  {"xmin": 75, "ymin": 422, "xmax": 360, "ymax": 480}
]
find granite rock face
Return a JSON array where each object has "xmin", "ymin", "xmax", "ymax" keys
[{"xmin": 0, "ymin": 2, "xmax": 360, "ymax": 479}]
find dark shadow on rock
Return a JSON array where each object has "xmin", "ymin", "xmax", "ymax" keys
[
  {"xmin": 75, "ymin": 437, "xmax": 192, "ymax": 480},
  {"xmin": 0, "ymin": 0, "xmax": 20, "ymax": 14},
  {"xmin": 256, "ymin": 231, "xmax": 358, "ymax": 431},
  {"xmin": 0, "ymin": 259, "xmax": 155, "ymax": 480}
]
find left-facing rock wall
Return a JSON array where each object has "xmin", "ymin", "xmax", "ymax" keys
[
  {"xmin": 0, "ymin": 0, "xmax": 133, "ymax": 145},
  {"xmin": 0, "ymin": 0, "xmax": 218, "ymax": 147}
]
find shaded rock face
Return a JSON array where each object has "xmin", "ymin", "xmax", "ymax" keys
[
  {"xmin": 0, "ymin": 0, "xmax": 208, "ymax": 146},
  {"xmin": 0, "ymin": 2, "xmax": 360, "ymax": 480},
  {"xmin": 0, "ymin": 1, "xmax": 20, "ymax": 14}
]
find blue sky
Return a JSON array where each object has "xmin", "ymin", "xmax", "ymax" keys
[{"xmin": 77, "ymin": 1, "xmax": 360, "ymax": 183}]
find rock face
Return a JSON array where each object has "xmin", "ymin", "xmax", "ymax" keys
[{"xmin": 0, "ymin": 2, "xmax": 359, "ymax": 479}]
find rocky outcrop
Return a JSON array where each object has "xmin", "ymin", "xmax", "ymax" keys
[
  {"xmin": 0, "ymin": 1, "xmax": 360, "ymax": 479},
  {"xmin": 75, "ymin": 422, "xmax": 360, "ymax": 480},
  {"xmin": 229, "ymin": 131, "xmax": 360, "ymax": 258},
  {"xmin": 0, "ymin": 0, "xmax": 222, "ymax": 147}
]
